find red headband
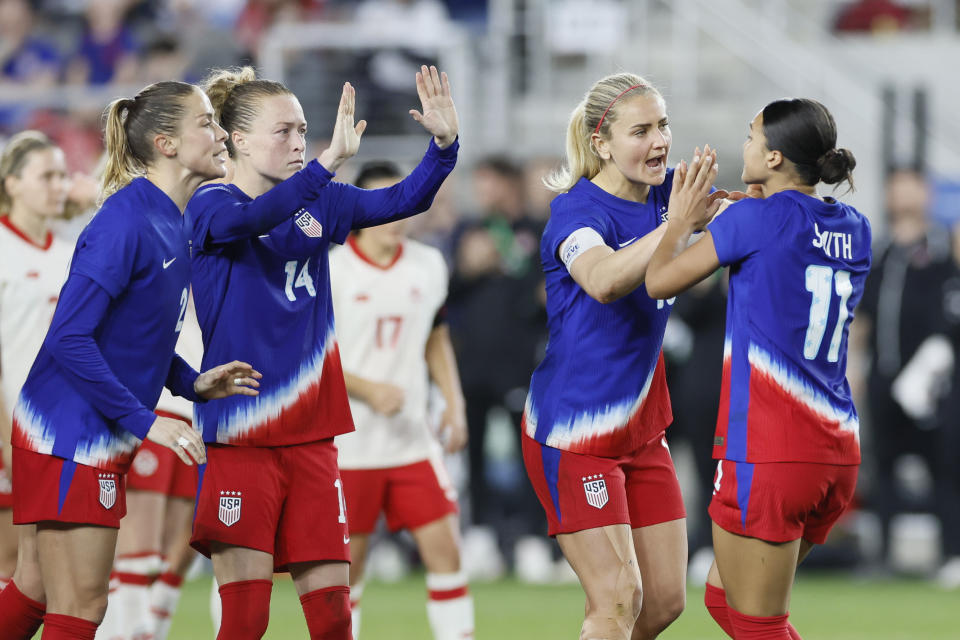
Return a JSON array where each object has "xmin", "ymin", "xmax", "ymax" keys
[{"xmin": 594, "ymin": 84, "xmax": 646, "ymax": 134}]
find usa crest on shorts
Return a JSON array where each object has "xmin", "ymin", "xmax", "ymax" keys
[
  {"xmin": 98, "ymin": 473, "xmax": 117, "ymax": 509},
  {"xmin": 583, "ymin": 474, "xmax": 608, "ymax": 509},
  {"xmin": 219, "ymin": 490, "xmax": 242, "ymax": 526}
]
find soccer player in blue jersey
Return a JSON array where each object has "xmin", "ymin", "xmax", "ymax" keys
[
  {"xmin": 0, "ymin": 81, "xmax": 263, "ymax": 640},
  {"xmin": 646, "ymin": 99, "xmax": 871, "ymax": 640},
  {"xmin": 186, "ymin": 65, "xmax": 458, "ymax": 640},
  {"xmin": 522, "ymin": 73, "xmax": 724, "ymax": 640}
]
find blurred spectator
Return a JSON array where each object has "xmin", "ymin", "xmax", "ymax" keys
[
  {"xmin": 854, "ymin": 167, "xmax": 960, "ymax": 575},
  {"xmin": 0, "ymin": 0, "xmax": 61, "ymax": 87},
  {"xmin": 834, "ymin": 0, "xmax": 915, "ymax": 33},
  {"xmin": 447, "ymin": 156, "xmax": 546, "ymax": 548},
  {"xmin": 66, "ymin": 0, "xmax": 139, "ymax": 85},
  {"xmin": 140, "ymin": 34, "xmax": 190, "ymax": 83},
  {"xmin": 235, "ymin": 0, "xmax": 327, "ymax": 62}
]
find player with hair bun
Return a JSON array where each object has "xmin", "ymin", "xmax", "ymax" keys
[
  {"xmin": 646, "ymin": 97, "xmax": 871, "ymax": 640},
  {"xmin": 187, "ymin": 64, "xmax": 459, "ymax": 640}
]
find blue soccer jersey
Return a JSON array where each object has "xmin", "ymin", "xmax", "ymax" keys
[
  {"xmin": 13, "ymin": 178, "xmax": 197, "ymax": 473},
  {"xmin": 708, "ymin": 190, "xmax": 872, "ymax": 465},
  {"xmin": 188, "ymin": 139, "xmax": 458, "ymax": 447},
  {"xmin": 525, "ymin": 175, "xmax": 675, "ymax": 457}
]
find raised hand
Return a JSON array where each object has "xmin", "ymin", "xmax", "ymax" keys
[
  {"xmin": 409, "ymin": 65, "xmax": 459, "ymax": 149},
  {"xmin": 194, "ymin": 360, "xmax": 262, "ymax": 400},
  {"xmin": 146, "ymin": 415, "xmax": 206, "ymax": 465},
  {"xmin": 668, "ymin": 144, "xmax": 720, "ymax": 231},
  {"xmin": 318, "ymin": 82, "xmax": 368, "ymax": 172}
]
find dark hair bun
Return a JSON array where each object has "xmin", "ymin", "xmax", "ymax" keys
[{"xmin": 818, "ymin": 148, "xmax": 856, "ymax": 185}]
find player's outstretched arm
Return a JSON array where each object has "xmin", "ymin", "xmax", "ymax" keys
[
  {"xmin": 408, "ymin": 65, "xmax": 459, "ymax": 149},
  {"xmin": 317, "ymin": 82, "xmax": 367, "ymax": 173},
  {"xmin": 646, "ymin": 145, "xmax": 724, "ymax": 300}
]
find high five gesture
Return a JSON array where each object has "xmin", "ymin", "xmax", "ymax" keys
[
  {"xmin": 318, "ymin": 82, "xmax": 367, "ymax": 172},
  {"xmin": 409, "ymin": 65, "xmax": 459, "ymax": 149}
]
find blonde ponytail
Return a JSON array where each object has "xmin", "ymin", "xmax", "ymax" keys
[
  {"xmin": 98, "ymin": 81, "xmax": 197, "ymax": 202},
  {"xmin": 100, "ymin": 98, "xmax": 142, "ymax": 201},
  {"xmin": 202, "ymin": 66, "xmax": 291, "ymax": 157},
  {"xmin": 544, "ymin": 73, "xmax": 660, "ymax": 193}
]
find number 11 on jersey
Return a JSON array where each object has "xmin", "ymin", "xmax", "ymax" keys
[{"xmin": 803, "ymin": 265, "xmax": 852, "ymax": 362}]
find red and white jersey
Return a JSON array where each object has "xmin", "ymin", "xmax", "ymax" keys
[
  {"xmin": 0, "ymin": 217, "xmax": 73, "ymax": 415},
  {"xmin": 155, "ymin": 291, "xmax": 203, "ymax": 420},
  {"xmin": 330, "ymin": 237, "xmax": 447, "ymax": 469}
]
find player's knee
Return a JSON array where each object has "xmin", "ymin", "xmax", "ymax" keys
[
  {"xmin": 642, "ymin": 587, "xmax": 685, "ymax": 636},
  {"xmin": 588, "ymin": 564, "xmax": 642, "ymax": 623}
]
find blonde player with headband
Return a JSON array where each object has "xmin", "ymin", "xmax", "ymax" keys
[{"xmin": 522, "ymin": 73, "xmax": 725, "ymax": 639}]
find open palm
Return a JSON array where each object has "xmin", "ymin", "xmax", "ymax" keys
[
  {"xmin": 409, "ymin": 65, "xmax": 459, "ymax": 148},
  {"xmin": 318, "ymin": 82, "xmax": 367, "ymax": 172}
]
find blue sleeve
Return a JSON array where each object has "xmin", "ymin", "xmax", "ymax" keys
[
  {"xmin": 707, "ymin": 198, "xmax": 768, "ymax": 266},
  {"xmin": 318, "ymin": 138, "xmax": 459, "ymax": 244},
  {"xmin": 70, "ymin": 207, "xmax": 139, "ymax": 298},
  {"xmin": 543, "ymin": 196, "xmax": 610, "ymax": 264},
  {"xmin": 188, "ymin": 160, "xmax": 336, "ymax": 251},
  {"xmin": 166, "ymin": 354, "xmax": 202, "ymax": 403},
  {"xmin": 44, "ymin": 275, "xmax": 156, "ymax": 440}
]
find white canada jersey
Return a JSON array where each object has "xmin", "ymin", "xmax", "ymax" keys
[
  {"xmin": 155, "ymin": 290, "xmax": 203, "ymax": 420},
  {"xmin": 331, "ymin": 237, "xmax": 448, "ymax": 469},
  {"xmin": 0, "ymin": 218, "xmax": 73, "ymax": 416}
]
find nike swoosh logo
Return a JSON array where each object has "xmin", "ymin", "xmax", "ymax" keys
[
  {"xmin": 618, "ymin": 238, "xmax": 637, "ymax": 248},
  {"xmin": 162, "ymin": 258, "xmax": 177, "ymax": 269},
  {"xmin": 343, "ymin": 535, "xmax": 351, "ymax": 544}
]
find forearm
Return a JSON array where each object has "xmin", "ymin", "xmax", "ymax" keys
[
  {"xmin": 645, "ymin": 218, "xmax": 700, "ymax": 299},
  {"xmin": 206, "ymin": 161, "xmax": 335, "ymax": 244},
  {"xmin": 425, "ymin": 325, "xmax": 465, "ymax": 412},
  {"xmin": 46, "ymin": 276, "xmax": 155, "ymax": 439},
  {"xmin": 349, "ymin": 138, "xmax": 459, "ymax": 230},
  {"xmin": 166, "ymin": 354, "xmax": 202, "ymax": 403},
  {"xmin": 343, "ymin": 371, "xmax": 376, "ymax": 404},
  {"xmin": 584, "ymin": 225, "xmax": 668, "ymax": 303},
  {"xmin": 0, "ymin": 389, "xmax": 12, "ymax": 472}
]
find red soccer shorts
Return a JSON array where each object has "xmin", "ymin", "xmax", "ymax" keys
[
  {"xmin": 522, "ymin": 428, "xmax": 686, "ymax": 536},
  {"xmin": 709, "ymin": 458, "xmax": 858, "ymax": 544},
  {"xmin": 126, "ymin": 412, "xmax": 198, "ymax": 500},
  {"xmin": 12, "ymin": 447, "xmax": 126, "ymax": 527},
  {"xmin": 192, "ymin": 439, "xmax": 350, "ymax": 571},
  {"xmin": 340, "ymin": 456, "xmax": 458, "ymax": 535},
  {"xmin": 0, "ymin": 448, "xmax": 12, "ymax": 508}
]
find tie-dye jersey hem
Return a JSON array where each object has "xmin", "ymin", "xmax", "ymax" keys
[
  {"xmin": 12, "ymin": 395, "xmax": 141, "ymax": 473},
  {"xmin": 198, "ymin": 328, "xmax": 353, "ymax": 446}
]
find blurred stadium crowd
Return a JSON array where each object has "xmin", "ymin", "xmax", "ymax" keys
[{"xmin": 2, "ymin": 0, "xmax": 959, "ymax": 591}]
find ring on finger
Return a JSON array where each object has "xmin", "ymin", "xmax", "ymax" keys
[
  {"xmin": 176, "ymin": 436, "xmax": 190, "ymax": 448},
  {"xmin": 233, "ymin": 377, "xmax": 243, "ymax": 386}
]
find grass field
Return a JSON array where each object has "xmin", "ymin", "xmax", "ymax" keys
[{"xmin": 158, "ymin": 572, "xmax": 958, "ymax": 639}]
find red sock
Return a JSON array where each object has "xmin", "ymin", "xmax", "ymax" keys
[
  {"xmin": 0, "ymin": 580, "xmax": 46, "ymax": 639},
  {"xmin": 217, "ymin": 579, "xmax": 272, "ymax": 640},
  {"xmin": 727, "ymin": 605, "xmax": 792, "ymax": 639},
  {"xmin": 704, "ymin": 583, "xmax": 735, "ymax": 638},
  {"xmin": 40, "ymin": 613, "xmax": 98, "ymax": 640},
  {"xmin": 300, "ymin": 586, "xmax": 351, "ymax": 640}
]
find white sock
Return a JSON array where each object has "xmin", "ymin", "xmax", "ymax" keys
[
  {"xmin": 150, "ymin": 571, "xmax": 184, "ymax": 640},
  {"xmin": 210, "ymin": 575, "xmax": 222, "ymax": 634},
  {"xmin": 425, "ymin": 571, "xmax": 474, "ymax": 640},
  {"xmin": 350, "ymin": 582, "xmax": 363, "ymax": 640},
  {"xmin": 98, "ymin": 553, "xmax": 163, "ymax": 640}
]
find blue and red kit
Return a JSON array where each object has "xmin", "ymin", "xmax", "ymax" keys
[
  {"xmin": 708, "ymin": 190, "xmax": 872, "ymax": 466},
  {"xmin": 13, "ymin": 177, "xmax": 201, "ymax": 474},
  {"xmin": 187, "ymin": 138, "xmax": 459, "ymax": 447},
  {"xmin": 524, "ymin": 173, "xmax": 675, "ymax": 457}
]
